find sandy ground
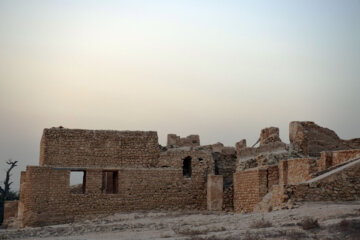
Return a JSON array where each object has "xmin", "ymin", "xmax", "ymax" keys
[{"xmin": 1, "ymin": 201, "xmax": 360, "ymax": 240}]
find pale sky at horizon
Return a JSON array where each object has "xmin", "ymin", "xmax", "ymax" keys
[{"xmin": 1, "ymin": 0, "xmax": 360, "ymax": 191}]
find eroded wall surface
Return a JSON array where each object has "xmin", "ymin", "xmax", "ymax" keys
[
  {"xmin": 19, "ymin": 165, "xmax": 209, "ymax": 227},
  {"xmin": 40, "ymin": 128, "xmax": 159, "ymax": 168}
]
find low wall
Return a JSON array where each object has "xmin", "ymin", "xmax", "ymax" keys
[
  {"xmin": 279, "ymin": 158, "xmax": 317, "ymax": 185},
  {"xmin": 287, "ymin": 159, "xmax": 360, "ymax": 202},
  {"xmin": 318, "ymin": 149, "xmax": 360, "ymax": 171}
]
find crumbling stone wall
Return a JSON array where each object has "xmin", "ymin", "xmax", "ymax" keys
[
  {"xmin": 318, "ymin": 149, "xmax": 360, "ymax": 171},
  {"xmin": 260, "ymin": 127, "xmax": 282, "ymax": 146},
  {"xmin": 286, "ymin": 159, "xmax": 360, "ymax": 202},
  {"xmin": 289, "ymin": 121, "xmax": 360, "ymax": 157},
  {"xmin": 40, "ymin": 128, "xmax": 159, "ymax": 168},
  {"xmin": 212, "ymin": 147, "xmax": 236, "ymax": 187},
  {"xmin": 157, "ymin": 147, "xmax": 214, "ymax": 174},
  {"xmin": 167, "ymin": 134, "xmax": 200, "ymax": 148},
  {"xmin": 222, "ymin": 185, "xmax": 233, "ymax": 211}
]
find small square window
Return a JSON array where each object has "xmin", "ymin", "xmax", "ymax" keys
[{"xmin": 69, "ymin": 170, "xmax": 86, "ymax": 194}]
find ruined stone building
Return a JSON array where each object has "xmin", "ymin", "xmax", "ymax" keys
[{"xmin": 3, "ymin": 121, "xmax": 360, "ymax": 228}]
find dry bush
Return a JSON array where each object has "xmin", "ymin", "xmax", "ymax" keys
[
  {"xmin": 334, "ymin": 219, "xmax": 360, "ymax": 240},
  {"xmin": 173, "ymin": 226, "xmax": 225, "ymax": 237},
  {"xmin": 250, "ymin": 217, "xmax": 273, "ymax": 229},
  {"xmin": 300, "ymin": 217, "xmax": 319, "ymax": 230}
]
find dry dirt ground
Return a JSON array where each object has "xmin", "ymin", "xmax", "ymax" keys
[{"xmin": 1, "ymin": 202, "xmax": 360, "ymax": 240}]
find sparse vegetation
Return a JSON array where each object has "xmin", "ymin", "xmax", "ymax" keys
[
  {"xmin": 300, "ymin": 217, "xmax": 319, "ymax": 230},
  {"xmin": 333, "ymin": 219, "xmax": 360, "ymax": 240},
  {"xmin": 250, "ymin": 217, "xmax": 273, "ymax": 229}
]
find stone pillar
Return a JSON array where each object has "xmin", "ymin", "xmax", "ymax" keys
[{"xmin": 207, "ymin": 175, "xmax": 223, "ymax": 211}]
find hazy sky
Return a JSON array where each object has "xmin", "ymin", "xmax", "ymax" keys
[{"xmin": 1, "ymin": 0, "xmax": 360, "ymax": 191}]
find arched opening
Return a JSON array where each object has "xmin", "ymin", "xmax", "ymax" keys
[{"xmin": 183, "ymin": 156, "xmax": 192, "ymax": 178}]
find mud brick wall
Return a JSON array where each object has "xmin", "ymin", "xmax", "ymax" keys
[
  {"xmin": 39, "ymin": 128, "xmax": 159, "ymax": 168},
  {"xmin": 279, "ymin": 158, "xmax": 317, "ymax": 185},
  {"xmin": 233, "ymin": 168, "xmax": 268, "ymax": 213},
  {"xmin": 20, "ymin": 164, "xmax": 209, "ymax": 227},
  {"xmin": 318, "ymin": 149, "xmax": 360, "ymax": 171},
  {"xmin": 286, "ymin": 159, "xmax": 360, "ymax": 202}
]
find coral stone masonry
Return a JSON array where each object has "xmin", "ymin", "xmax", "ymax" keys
[{"xmin": 3, "ymin": 121, "xmax": 360, "ymax": 228}]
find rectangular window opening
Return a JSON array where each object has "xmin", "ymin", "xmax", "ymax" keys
[
  {"xmin": 69, "ymin": 170, "xmax": 86, "ymax": 194},
  {"xmin": 102, "ymin": 171, "xmax": 118, "ymax": 194}
]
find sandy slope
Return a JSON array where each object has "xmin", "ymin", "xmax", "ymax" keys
[{"xmin": 1, "ymin": 201, "xmax": 360, "ymax": 240}]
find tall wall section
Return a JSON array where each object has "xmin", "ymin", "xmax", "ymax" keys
[{"xmin": 39, "ymin": 128, "xmax": 159, "ymax": 168}]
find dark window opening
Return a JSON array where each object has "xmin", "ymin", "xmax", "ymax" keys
[
  {"xmin": 192, "ymin": 140, "xmax": 198, "ymax": 144},
  {"xmin": 102, "ymin": 171, "xmax": 118, "ymax": 194},
  {"xmin": 198, "ymin": 158, "xmax": 203, "ymax": 162},
  {"xmin": 214, "ymin": 159, "xmax": 220, "ymax": 175},
  {"xmin": 70, "ymin": 171, "xmax": 86, "ymax": 194},
  {"xmin": 183, "ymin": 156, "xmax": 192, "ymax": 178}
]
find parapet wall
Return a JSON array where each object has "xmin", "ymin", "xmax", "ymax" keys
[{"xmin": 40, "ymin": 128, "xmax": 159, "ymax": 168}]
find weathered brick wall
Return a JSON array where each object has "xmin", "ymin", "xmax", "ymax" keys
[
  {"xmin": 279, "ymin": 158, "xmax": 317, "ymax": 185},
  {"xmin": 318, "ymin": 149, "xmax": 360, "ymax": 171},
  {"xmin": 233, "ymin": 168, "xmax": 267, "ymax": 213},
  {"xmin": 40, "ymin": 128, "xmax": 159, "ymax": 168},
  {"xmin": 20, "ymin": 163, "xmax": 210, "ymax": 227},
  {"xmin": 286, "ymin": 159, "xmax": 360, "ymax": 202},
  {"xmin": 234, "ymin": 165, "xmax": 278, "ymax": 213},
  {"xmin": 267, "ymin": 165, "xmax": 279, "ymax": 189}
]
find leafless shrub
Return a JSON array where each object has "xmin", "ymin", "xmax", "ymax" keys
[
  {"xmin": 250, "ymin": 217, "xmax": 273, "ymax": 229},
  {"xmin": 300, "ymin": 217, "xmax": 319, "ymax": 230}
]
